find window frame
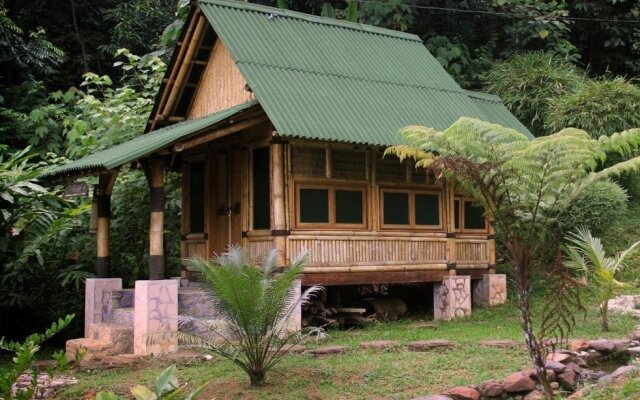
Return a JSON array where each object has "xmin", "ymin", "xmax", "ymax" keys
[
  {"xmin": 295, "ymin": 182, "xmax": 367, "ymax": 229},
  {"xmin": 379, "ymin": 188, "xmax": 443, "ymax": 230},
  {"xmin": 183, "ymin": 156, "xmax": 207, "ymax": 235},
  {"xmin": 454, "ymin": 197, "xmax": 489, "ymax": 233}
]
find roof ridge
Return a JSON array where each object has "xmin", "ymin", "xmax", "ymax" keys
[
  {"xmin": 237, "ymin": 60, "xmax": 467, "ymax": 95},
  {"xmin": 463, "ymin": 90, "xmax": 504, "ymax": 103},
  {"xmin": 198, "ymin": 0, "xmax": 421, "ymax": 42}
]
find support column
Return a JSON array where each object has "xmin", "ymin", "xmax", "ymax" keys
[
  {"xmin": 133, "ymin": 279, "xmax": 178, "ymax": 355},
  {"xmin": 95, "ymin": 172, "xmax": 118, "ymax": 278},
  {"xmin": 148, "ymin": 158, "xmax": 165, "ymax": 280},
  {"xmin": 434, "ymin": 275, "xmax": 471, "ymax": 320},
  {"xmin": 85, "ymin": 278, "xmax": 122, "ymax": 337},
  {"xmin": 473, "ymin": 274, "xmax": 507, "ymax": 307},
  {"xmin": 271, "ymin": 139, "xmax": 287, "ymax": 267}
]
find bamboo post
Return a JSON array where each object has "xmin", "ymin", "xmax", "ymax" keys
[
  {"xmin": 271, "ymin": 138, "xmax": 287, "ymax": 266},
  {"xmin": 445, "ymin": 180, "xmax": 457, "ymax": 275},
  {"xmin": 95, "ymin": 171, "xmax": 118, "ymax": 278},
  {"xmin": 148, "ymin": 158, "xmax": 165, "ymax": 280}
]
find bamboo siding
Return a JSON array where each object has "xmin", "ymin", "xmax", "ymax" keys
[
  {"xmin": 455, "ymin": 240, "xmax": 489, "ymax": 263},
  {"xmin": 187, "ymin": 40, "xmax": 255, "ymax": 119},
  {"xmin": 288, "ymin": 235, "xmax": 447, "ymax": 266},
  {"xmin": 248, "ymin": 237, "xmax": 274, "ymax": 261}
]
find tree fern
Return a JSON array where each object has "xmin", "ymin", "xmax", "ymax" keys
[{"xmin": 387, "ymin": 117, "xmax": 640, "ymax": 398}]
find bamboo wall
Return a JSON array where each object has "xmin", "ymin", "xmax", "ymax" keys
[{"xmin": 187, "ymin": 40, "xmax": 255, "ymax": 119}]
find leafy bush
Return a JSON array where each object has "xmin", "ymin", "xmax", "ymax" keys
[
  {"xmin": 557, "ymin": 180, "xmax": 628, "ymax": 235},
  {"xmin": 151, "ymin": 247, "xmax": 323, "ymax": 386},
  {"xmin": 485, "ymin": 52, "xmax": 585, "ymax": 136},
  {"xmin": 545, "ymin": 77, "xmax": 640, "ymax": 138},
  {"xmin": 0, "ymin": 314, "xmax": 74, "ymax": 400}
]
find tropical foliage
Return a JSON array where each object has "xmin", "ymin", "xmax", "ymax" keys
[
  {"xmin": 564, "ymin": 228, "xmax": 640, "ymax": 332},
  {"xmin": 0, "ymin": 314, "xmax": 74, "ymax": 400},
  {"xmin": 386, "ymin": 119, "xmax": 640, "ymax": 397},
  {"xmin": 149, "ymin": 247, "xmax": 323, "ymax": 386},
  {"xmin": 96, "ymin": 364, "xmax": 204, "ymax": 400}
]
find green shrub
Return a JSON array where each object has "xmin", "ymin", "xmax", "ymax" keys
[
  {"xmin": 545, "ymin": 77, "xmax": 640, "ymax": 138},
  {"xmin": 485, "ymin": 52, "xmax": 585, "ymax": 136},
  {"xmin": 558, "ymin": 180, "xmax": 628, "ymax": 235}
]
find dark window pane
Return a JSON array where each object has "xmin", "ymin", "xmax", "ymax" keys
[
  {"xmin": 464, "ymin": 201, "xmax": 486, "ymax": 230},
  {"xmin": 383, "ymin": 192, "xmax": 409, "ymax": 225},
  {"xmin": 292, "ymin": 146, "xmax": 326, "ymax": 177},
  {"xmin": 300, "ymin": 188, "xmax": 329, "ymax": 223},
  {"xmin": 252, "ymin": 148, "xmax": 271, "ymax": 230},
  {"xmin": 189, "ymin": 161, "xmax": 205, "ymax": 233},
  {"xmin": 333, "ymin": 150, "xmax": 366, "ymax": 180},
  {"xmin": 335, "ymin": 190, "xmax": 363, "ymax": 224},
  {"xmin": 454, "ymin": 200, "xmax": 460, "ymax": 230},
  {"xmin": 415, "ymin": 194, "xmax": 440, "ymax": 225}
]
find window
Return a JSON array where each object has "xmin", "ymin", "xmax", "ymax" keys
[
  {"xmin": 297, "ymin": 185, "xmax": 365, "ymax": 228},
  {"xmin": 252, "ymin": 147, "xmax": 271, "ymax": 230},
  {"xmin": 188, "ymin": 161, "xmax": 205, "ymax": 233},
  {"xmin": 381, "ymin": 189, "xmax": 442, "ymax": 229},
  {"xmin": 292, "ymin": 146, "xmax": 326, "ymax": 177},
  {"xmin": 454, "ymin": 198, "xmax": 488, "ymax": 232}
]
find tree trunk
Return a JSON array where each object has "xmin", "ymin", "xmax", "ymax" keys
[
  {"xmin": 511, "ymin": 242, "xmax": 555, "ymax": 399},
  {"xmin": 248, "ymin": 369, "xmax": 265, "ymax": 385},
  {"xmin": 601, "ymin": 300, "xmax": 610, "ymax": 332}
]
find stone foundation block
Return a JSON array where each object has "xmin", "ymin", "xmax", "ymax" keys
[
  {"xmin": 85, "ymin": 278, "xmax": 122, "ymax": 337},
  {"xmin": 87, "ymin": 323, "xmax": 133, "ymax": 354},
  {"xmin": 473, "ymin": 274, "xmax": 507, "ymax": 307},
  {"xmin": 434, "ymin": 276, "xmax": 471, "ymax": 320},
  {"xmin": 134, "ymin": 279, "xmax": 179, "ymax": 355}
]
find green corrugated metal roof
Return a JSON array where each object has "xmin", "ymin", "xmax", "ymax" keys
[
  {"xmin": 41, "ymin": 100, "xmax": 259, "ymax": 179},
  {"xmin": 198, "ymin": 0, "xmax": 532, "ymax": 144}
]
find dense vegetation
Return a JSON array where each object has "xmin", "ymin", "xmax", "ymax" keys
[{"xmin": 1, "ymin": 0, "xmax": 639, "ymax": 343}]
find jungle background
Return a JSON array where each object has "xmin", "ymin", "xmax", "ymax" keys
[{"xmin": 1, "ymin": 0, "xmax": 639, "ymax": 343}]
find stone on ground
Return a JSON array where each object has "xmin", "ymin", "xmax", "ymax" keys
[
  {"xmin": 412, "ymin": 396, "xmax": 453, "ymax": 400},
  {"xmin": 407, "ymin": 340, "xmax": 454, "ymax": 352},
  {"xmin": 524, "ymin": 390, "xmax": 544, "ymax": 400},
  {"xmin": 544, "ymin": 360, "xmax": 566, "ymax": 373},
  {"xmin": 558, "ymin": 369, "xmax": 577, "ymax": 390},
  {"xmin": 502, "ymin": 370, "xmax": 536, "ymax": 393},
  {"xmin": 359, "ymin": 340, "xmax": 400, "ymax": 350},
  {"xmin": 588, "ymin": 339, "xmax": 616, "ymax": 353},
  {"xmin": 441, "ymin": 386, "xmax": 480, "ymax": 400},
  {"xmin": 479, "ymin": 381, "xmax": 503, "ymax": 398},
  {"xmin": 569, "ymin": 340, "xmax": 590, "ymax": 352},
  {"xmin": 546, "ymin": 352, "xmax": 571, "ymax": 363},
  {"xmin": 478, "ymin": 339, "xmax": 519, "ymax": 348},
  {"xmin": 628, "ymin": 346, "xmax": 640, "ymax": 356},
  {"xmin": 307, "ymin": 345, "xmax": 348, "ymax": 357},
  {"xmin": 629, "ymin": 325, "xmax": 640, "ymax": 341}
]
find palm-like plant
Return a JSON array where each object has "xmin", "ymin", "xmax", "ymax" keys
[
  {"xmin": 564, "ymin": 228, "xmax": 639, "ymax": 332},
  {"xmin": 387, "ymin": 118, "xmax": 640, "ymax": 399},
  {"xmin": 150, "ymin": 246, "xmax": 323, "ymax": 386}
]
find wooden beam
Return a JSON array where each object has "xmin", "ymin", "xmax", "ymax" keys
[
  {"xmin": 271, "ymin": 141, "xmax": 287, "ymax": 266},
  {"xmin": 172, "ymin": 116, "xmax": 267, "ymax": 152},
  {"xmin": 301, "ymin": 270, "xmax": 449, "ymax": 286},
  {"xmin": 161, "ymin": 15, "xmax": 207, "ymax": 118},
  {"xmin": 148, "ymin": 159, "xmax": 165, "ymax": 280},
  {"xmin": 95, "ymin": 171, "xmax": 118, "ymax": 278}
]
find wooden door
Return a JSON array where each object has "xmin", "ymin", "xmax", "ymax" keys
[{"xmin": 210, "ymin": 146, "xmax": 243, "ymax": 256}]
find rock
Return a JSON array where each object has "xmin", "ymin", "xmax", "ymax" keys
[
  {"xmin": 78, "ymin": 353, "xmax": 143, "ymax": 370},
  {"xmin": 407, "ymin": 340, "xmax": 454, "ymax": 352},
  {"xmin": 503, "ymin": 371, "xmax": 536, "ymax": 393},
  {"xmin": 550, "ymin": 382, "xmax": 559, "ymax": 390},
  {"xmin": 479, "ymin": 381, "xmax": 503, "ymax": 398},
  {"xmin": 597, "ymin": 374, "xmax": 613, "ymax": 387},
  {"xmin": 478, "ymin": 339, "xmax": 519, "ymax": 348},
  {"xmin": 628, "ymin": 346, "xmax": 640, "ymax": 356},
  {"xmin": 307, "ymin": 345, "xmax": 347, "ymax": 357},
  {"xmin": 585, "ymin": 350, "xmax": 604, "ymax": 364},
  {"xmin": 565, "ymin": 362, "xmax": 582, "ymax": 374},
  {"xmin": 630, "ymin": 325, "xmax": 640, "ymax": 341},
  {"xmin": 573, "ymin": 357, "xmax": 588, "ymax": 368},
  {"xmin": 610, "ymin": 365, "xmax": 638, "ymax": 380},
  {"xmin": 524, "ymin": 390, "xmax": 544, "ymax": 400},
  {"xmin": 410, "ymin": 321, "xmax": 439, "ymax": 330},
  {"xmin": 558, "ymin": 369, "xmax": 577, "ymax": 390},
  {"xmin": 203, "ymin": 354, "xmax": 214, "ymax": 361},
  {"xmin": 570, "ymin": 340, "xmax": 590, "ymax": 352},
  {"xmin": 544, "ymin": 360, "xmax": 566, "ymax": 373},
  {"xmin": 568, "ymin": 387, "xmax": 589, "ymax": 399},
  {"xmin": 359, "ymin": 340, "xmax": 400, "ymax": 350},
  {"xmin": 608, "ymin": 295, "xmax": 640, "ymax": 317},
  {"xmin": 588, "ymin": 339, "xmax": 616, "ymax": 353},
  {"xmin": 412, "ymin": 396, "xmax": 453, "ymax": 400},
  {"xmin": 274, "ymin": 344, "xmax": 306, "ymax": 354},
  {"xmin": 546, "ymin": 352, "xmax": 571, "ymax": 363},
  {"xmin": 441, "ymin": 386, "xmax": 480, "ymax": 400}
]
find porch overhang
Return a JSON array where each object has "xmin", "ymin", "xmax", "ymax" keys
[{"xmin": 40, "ymin": 99, "xmax": 260, "ymax": 181}]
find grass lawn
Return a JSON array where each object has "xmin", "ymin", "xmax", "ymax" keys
[{"xmin": 30, "ymin": 297, "xmax": 636, "ymax": 400}]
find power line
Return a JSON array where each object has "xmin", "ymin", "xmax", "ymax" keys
[{"xmin": 359, "ymin": 0, "xmax": 640, "ymax": 24}]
